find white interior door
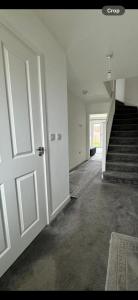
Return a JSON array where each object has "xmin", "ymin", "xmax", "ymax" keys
[{"xmin": 0, "ymin": 25, "xmax": 48, "ymax": 277}]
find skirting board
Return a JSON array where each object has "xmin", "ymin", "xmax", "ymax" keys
[{"xmin": 50, "ymin": 195, "xmax": 71, "ymax": 222}]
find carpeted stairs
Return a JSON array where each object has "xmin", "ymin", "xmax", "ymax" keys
[{"xmin": 103, "ymin": 100, "xmax": 138, "ymax": 184}]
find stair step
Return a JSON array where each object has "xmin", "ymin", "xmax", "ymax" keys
[
  {"xmin": 114, "ymin": 113, "xmax": 138, "ymax": 119},
  {"xmin": 116, "ymin": 107, "xmax": 138, "ymax": 113},
  {"xmin": 108, "ymin": 144, "xmax": 138, "ymax": 153},
  {"xmin": 115, "ymin": 100, "xmax": 125, "ymax": 107},
  {"xmin": 115, "ymin": 100, "xmax": 136, "ymax": 109},
  {"xmin": 106, "ymin": 161, "xmax": 138, "ymax": 172},
  {"xmin": 107, "ymin": 152, "xmax": 138, "ymax": 163},
  {"xmin": 112, "ymin": 124, "xmax": 138, "ymax": 131},
  {"xmin": 111, "ymin": 130, "xmax": 138, "ymax": 137},
  {"xmin": 109, "ymin": 137, "xmax": 138, "ymax": 145},
  {"xmin": 105, "ymin": 101, "xmax": 138, "ymax": 185},
  {"xmin": 115, "ymin": 100, "xmax": 137, "ymax": 110},
  {"xmin": 113, "ymin": 118, "xmax": 138, "ymax": 124},
  {"xmin": 115, "ymin": 99, "xmax": 124, "ymax": 103},
  {"xmin": 103, "ymin": 171, "xmax": 138, "ymax": 185},
  {"xmin": 123, "ymin": 105, "xmax": 138, "ymax": 109}
]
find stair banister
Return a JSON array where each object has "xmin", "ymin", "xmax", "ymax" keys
[
  {"xmin": 106, "ymin": 98, "xmax": 115, "ymax": 151},
  {"xmin": 102, "ymin": 91, "xmax": 115, "ymax": 174}
]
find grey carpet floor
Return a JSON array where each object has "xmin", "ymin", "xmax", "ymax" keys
[
  {"xmin": 105, "ymin": 232, "xmax": 138, "ymax": 291},
  {"xmin": 0, "ymin": 160, "xmax": 138, "ymax": 290},
  {"xmin": 69, "ymin": 159, "xmax": 101, "ymax": 198}
]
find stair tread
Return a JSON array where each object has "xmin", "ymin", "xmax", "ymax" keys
[
  {"xmin": 115, "ymin": 118, "xmax": 138, "ymax": 121},
  {"xmin": 114, "ymin": 114, "xmax": 138, "ymax": 118},
  {"xmin": 115, "ymin": 109, "xmax": 138, "ymax": 115},
  {"xmin": 104, "ymin": 171, "xmax": 138, "ymax": 179},
  {"xmin": 110, "ymin": 136, "xmax": 138, "ymax": 139},
  {"xmin": 109, "ymin": 144, "xmax": 138, "ymax": 147},
  {"xmin": 113, "ymin": 124, "xmax": 138, "ymax": 126},
  {"xmin": 115, "ymin": 112, "xmax": 138, "ymax": 114},
  {"xmin": 116, "ymin": 112, "xmax": 138, "ymax": 114},
  {"xmin": 112, "ymin": 130, "xmax": 138, "ymax": 132},
  {"xmin": 116, "ymin": 110, "xmax": 137, "ymax": 112},
  {"xmin": 107, "ymin": 152, "xmax": 138, "ymax": 156},
  {"xmin": 106, "ymin": 161, "xmax": 138, "ymax": 167}
]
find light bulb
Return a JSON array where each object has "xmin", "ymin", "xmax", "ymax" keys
[{"xmin": 107, "ymin": 71, "xmax": 111, "ymax": 80}]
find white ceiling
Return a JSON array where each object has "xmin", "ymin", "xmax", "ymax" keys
[{"xmin": 36, "ymin": 9, "xmax": 138, "ymax": 101}]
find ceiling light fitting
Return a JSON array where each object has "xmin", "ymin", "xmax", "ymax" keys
[
  {"xmin": 82, "ymin": 89, "xmax": 88, "ymax": 95},
  {"xmin": 107, "ymin": 71, "xmax": 112, "ymax": 80},
  {"xmin": 106, "ymin": 53, "xmax": 113, "ymax": 80}
]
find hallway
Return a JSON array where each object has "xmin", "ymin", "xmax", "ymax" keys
[
  {"xmin": 69, "ymin": 159, "xmax": 101, "ymax": 198},
  {"xmin": 0, "ymin": 160, "xmax": 138, "ymax": 291}
]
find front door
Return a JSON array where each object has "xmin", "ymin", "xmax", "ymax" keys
[{"xmin": 0, "ymin": 25, "xmax": 48, "ymax": 277}]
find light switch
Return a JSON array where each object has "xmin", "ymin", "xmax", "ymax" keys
[
  {"xmin": 50, "ymin": 133, "xmax": 55, "ymax": 141},
  {"xmin": 57, "ymin": 133, "xmax": 62, "ymax": 140}
]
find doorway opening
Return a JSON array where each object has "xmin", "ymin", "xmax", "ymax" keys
[{"xmin": 89, "ymin": 114, "xmax": 107, "ymax": 161}]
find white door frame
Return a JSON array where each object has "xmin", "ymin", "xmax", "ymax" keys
[
  {"xmin": 90, "ymin": 120, "xmax": 103, "ymax": 149},
  {"xmin": 88, "ymin": 114, "xmax": 107, "ymax": 171},
  {"xmin": 0, "ymin": 18, "xmax": 51, "ymax": 224}
]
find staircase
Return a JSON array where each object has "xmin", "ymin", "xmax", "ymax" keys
[{"xmin": 103, "ymin": 100, "xmax": 138, "ymax": 184}]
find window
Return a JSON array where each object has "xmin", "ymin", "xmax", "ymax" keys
[{"xmin": 92, "ymin": 123, "xmax": 101, "ymax": 148}]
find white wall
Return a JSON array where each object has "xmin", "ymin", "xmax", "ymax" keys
[
  {"xmin": 115, "ymin": 79, "xmax": 125, "ymax": 103},
  {"xmin": 68, "ymin": 92, "xmax": 86, "ymax": 170},
  {"xmin": 85, "ymin": 100, "xmax": 111, "ymax": 115},
  {"xmin": 125, "ymin": 76, "xmax": 138, "ymax": 106},
  {"xmin": 104, "ymin": 80, "xmax": 114, "ymax": 98},
  {"xmin": 0, "ymin": 12, "xmax": 70, "ymax": 219}
]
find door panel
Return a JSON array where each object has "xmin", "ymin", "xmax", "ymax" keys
[
  {"xmin": 0, "ymin": 184, "xmax": 11, "ymax": 257},
  {"xmin": 0, "ymin": 25, "xmax": 48, "ymax": 277},
  {"xmin": 3, "ymin": 45, "xmax": 34, "ymax": 157},
  {"xmin": 16, "ymin": 171, "xmax": 39, "ymax": 236},
  {"xmin": 0, "ymin": 190, "xmax": 7, "ymax": 255}
]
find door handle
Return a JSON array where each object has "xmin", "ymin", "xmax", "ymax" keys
[{"xmin": 36, "ymin": 147, "xmax": 45, "ymax": 156}]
